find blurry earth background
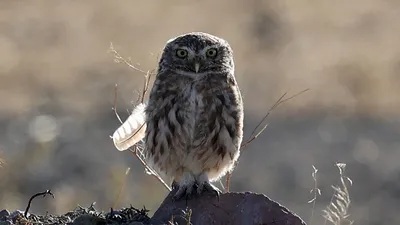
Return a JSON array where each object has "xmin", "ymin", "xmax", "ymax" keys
[{"xmin": 1, "ymin": 1, "xmax": 400, "ymax": 225}]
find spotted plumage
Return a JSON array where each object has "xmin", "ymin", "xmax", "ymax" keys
[{"xmin": 144, "ymin": 32, "xmax": 243, "ymax": 199}]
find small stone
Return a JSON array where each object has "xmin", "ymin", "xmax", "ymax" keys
[
  {"xmin": 10, "ymin": 210, "xmax": 27, "ymax": 218},
  {"xmin": 0, "ymin": 209, "xmax": 10, "ymax": 220}
]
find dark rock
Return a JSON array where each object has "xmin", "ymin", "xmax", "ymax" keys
[
  {"xmin": 0, "ymin": 221, "xmax": 12, "ymax": 225},
  {"xmin": 0, "ymin": 205, "xmax": 151, "ymax": 224},
  {"xmin": 0, "ymin": 210, "xmax": 10, "ymax": 221},
  {"xmin": 127, "ymin": 222, "xmax": 145, "ymax": 225},
  {"xmin": 70, "ymin": 214, "xmax": 106, "ymax": 225},
  {"xmin": 151, "ymin": 190, "xmax": 307, "ymax": 225}
]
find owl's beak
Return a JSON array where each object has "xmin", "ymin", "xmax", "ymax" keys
[{"xmin": 194, "ymin": 63, "xmax": 200, "ymax": 73}]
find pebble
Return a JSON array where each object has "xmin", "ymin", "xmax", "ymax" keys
[
  {"xmin": 10, "ymin": 210, "xmax": 28, "ymax": 218},
  {"xmin": 0, "ymin": 209, "xmax": 9, "ymax": 220}
]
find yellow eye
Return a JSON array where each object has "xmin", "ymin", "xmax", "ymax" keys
[
  {"xmin": 176, "ymin": 49, "xmax": 188, "ymax": 58},
  {"xmin": 206, "ymin": 48, "xmax": 218, "ymax": 57}
]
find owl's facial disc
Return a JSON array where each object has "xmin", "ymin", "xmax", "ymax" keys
[{"xmin": 160, "ymin": 34, "xmax": 234, "ymax": 76}]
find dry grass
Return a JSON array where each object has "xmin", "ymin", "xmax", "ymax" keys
[
  {"xmin": 308, "ymin": 165, "xmax": 321, "ymax": 225},
  {"xmin": 323, "ymin": 163, "xmax": 353, "ymax": 225},
  {"xmin": 309, "ymin": 163, "xmax": 353, "ymax": 225}
]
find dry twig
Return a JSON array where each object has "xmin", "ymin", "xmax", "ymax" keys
[
  {"xmin": 112, "ymin": 84, "xmax": 123, "ymax": 124},
  {"xmin": 140, "ymin": 70, "xmax": 153, "ymax": 104},
  {"xmin": 108, "ymin": 43, "xmax": 156, "ymax": 75},
  {"xmin": 113, "ymin": 167, "xmax": 131, "ymax": 209},
  {"xmin": 308, "ymin": 165, "xmax": 321, "ymax": 225},
  {"xmin": 241, "ymin": 88, "xmax": 310, "ymax": 149},
  {"xmin": 24, "ymin": 190, "xmax": 54, "ymax": 218},
  {"xmin": 224, "ymin": 89, "xmax": 310, "ymax": 192},
  {"xmin": 129, "ymin": 148, "xmax": 171, "ymax": 191}
]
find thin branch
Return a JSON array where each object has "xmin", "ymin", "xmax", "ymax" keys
[
  {"xmin": 108, "ymin": 43, "xmax": 156, "ymax": 75},
  {"xmin": 24, "ymin": 190, "xmax": 54, "ymax": 218},
  {"xmin": 112, "ymin": 84, "xmax": 123, "ymax": 124},
  {"xmin": 113, "ymin": 167, "xmax": 131, "ymax": 209},
  {"xmin": 225, "ymin": 172, "xmax": 232, "ymax": 193},
  {"xmin": 139, "ymin": 70, "xmax": 153, "ymax": 104},
  {"xmin": 129, "ymin": 148, "xmax": 171, "ymax": 191},
  {"xmin": 241, "ymin": 88, "xmax": 310, "ymax": 149},
  {"xmin": 308, "ymin": 165, "xmax": 321, "ymax": 225},
  {"xmin": 240, "ymin": 123, "xmax": 269, "ymax": 149},
  {"xmin": 247, "ymin": 92, "xmax": 287, "ymax": 141},
  {"xmin": 224, "ymin": 88, "xmax": 310, "ymax": 192}
]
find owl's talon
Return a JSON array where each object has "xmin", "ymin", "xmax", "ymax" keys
[
  {"xmin": 173, "ymin": 184, "xmax": 196, "ymax": 201},
  {"xmin": 197, "ymin": 181, "xmax": 221, "ymax": 200},
  {"xmin": 171, "ymin": 181, "xmax": 179, "ymax": 190}
]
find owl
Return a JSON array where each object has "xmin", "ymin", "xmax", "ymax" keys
[{"xmin": 113, "ymin": 32, "xmax": 243, "ymax": 200}]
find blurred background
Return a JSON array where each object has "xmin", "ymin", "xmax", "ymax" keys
[{"xmin": 0, "ymin": 1, "xmax": 399, "ymax": 224}]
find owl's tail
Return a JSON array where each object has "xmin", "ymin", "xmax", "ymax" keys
[{"xmin": 112, "ymin": 103, "xmax": 147, "ymax": 151}]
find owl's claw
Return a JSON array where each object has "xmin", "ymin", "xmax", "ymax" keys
[
  {"xmin": 171, "ymin": 180, "xmax": 179, "ymax": 190},
  {"xmin": 172, "ymin": 172, "xmax": 197, "ymax": 201},
  {"xmin": 197, "ymin": 181, "xmax": 220, "ymax": 201},
  {"xmin": 173, "ymin": 183, "xmax": 197, "ymax": 202}
]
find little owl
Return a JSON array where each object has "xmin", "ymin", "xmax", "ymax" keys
[{"xmin": 113, "ymin": 32, "xmax": 244, "ymax": 200}]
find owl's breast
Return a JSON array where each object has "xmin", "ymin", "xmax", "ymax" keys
[
  {"xmin": 144, "ymin": 73, "xmax": 243, "ymax": 176},
  {"xmin": 176, "ymin": 82, "xmax": 201, "ymax": 148},
  {"xmin": 191, "ymin": 76, "xmax": 243, "ymax": 148}
]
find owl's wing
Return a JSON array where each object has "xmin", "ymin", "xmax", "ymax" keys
[{"xmin": 112, "ymin": 102, "xmax": 147, "ymax": 151}]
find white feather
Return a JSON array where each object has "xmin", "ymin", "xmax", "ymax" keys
[{"xmin": 112, "ymin": 103, "xmax": 147, "ymax": 151}]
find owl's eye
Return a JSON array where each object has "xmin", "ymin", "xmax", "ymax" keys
[
  {"xmin": 206, "ymin": 48, "xmax": 218, "ymax": 58},
  {"xmin": 176, "ymin": 49, "xmax": 188, "ymax": 58}
]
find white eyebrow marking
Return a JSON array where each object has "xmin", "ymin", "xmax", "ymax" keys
[
  {"xmin": 200, "ymin": 45, "xmax": 220, "ymax": 54},
  {"xmin": 176, "ymin": 46, "xmax": 191, "ymax": 51}
]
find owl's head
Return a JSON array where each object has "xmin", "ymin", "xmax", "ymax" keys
[{"xmin": 158, "ymin": 32, "xmax": 234, "ymax": 75}]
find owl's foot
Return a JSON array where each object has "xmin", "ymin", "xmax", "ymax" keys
[
  {"xmin": 171, "ymin": 180, "xmax": 179, "ymax": 190},
  {"xmin": 172, "ymin": 172, "xmax": 197, "ymax": 201},
  {"xmin": 173, "ymin": 183, "xmax": 197, "ymax": 202},
  {"xmin": 197, "ymin": 181, "xmax": 220, "ymax": 200},
  {"xmin": 197, "ymin": 172, "xmax": 220, "ymax": 200}
]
